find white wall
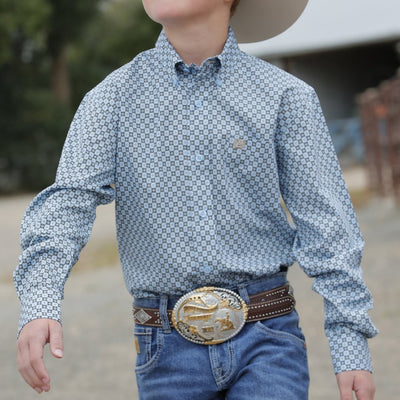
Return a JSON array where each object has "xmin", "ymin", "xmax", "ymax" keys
[
  {"xmin": 241, "ymin": 0, "xmax": 400, "ymax": 58},
  {"xmin": 270, "ymin": 41, "xmax": 399, "ymax": 121}
]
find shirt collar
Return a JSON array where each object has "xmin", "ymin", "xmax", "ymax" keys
[{"xmin": 154, "ymin": 26, "xmax": 241, "ymax": 77}]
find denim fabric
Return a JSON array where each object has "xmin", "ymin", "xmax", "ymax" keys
[{"xmin": 134, "ymin": 274, "xmax": 309, "ymax": 399}]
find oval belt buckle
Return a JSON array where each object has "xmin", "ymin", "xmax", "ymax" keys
[{"xmin": 171, "ymin": 287, "xmax": 248, "ymax": 345}]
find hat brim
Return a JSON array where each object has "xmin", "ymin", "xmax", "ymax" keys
[{"xmin": 231, "ymin": 0, "xmax": 309, "ymax": 43}]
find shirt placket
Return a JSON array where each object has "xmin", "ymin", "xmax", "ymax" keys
[{"xmin": 182, "ymin": 66, "xmax": 218, "ymax": 277}]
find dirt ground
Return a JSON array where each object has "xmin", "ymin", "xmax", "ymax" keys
[{"xmin": 1, "ymin": 168, "xmax": 399, "ymax": 399}]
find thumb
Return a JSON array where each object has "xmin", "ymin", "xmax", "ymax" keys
[{"xmin": 49, "ymin": 320, "xmax": 63, "ymax": 358}]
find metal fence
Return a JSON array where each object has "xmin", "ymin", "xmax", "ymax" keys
[{"xmin": 357, "ymin": 70, "xmax": 400, "ymax": 204}]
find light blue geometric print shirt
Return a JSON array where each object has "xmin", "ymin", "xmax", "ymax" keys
[{"xmin": 14, "ymin": 28, "xmax": 377, "ymax": 373}]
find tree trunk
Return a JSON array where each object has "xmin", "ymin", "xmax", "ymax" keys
[{"xmin": 52, "ymin": 45, "xmax": 71, "ymax": 105}]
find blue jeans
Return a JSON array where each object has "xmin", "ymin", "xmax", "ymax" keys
[{"xmin": 133, "ymin": 273, "xmax": 309, "ymax": 399}]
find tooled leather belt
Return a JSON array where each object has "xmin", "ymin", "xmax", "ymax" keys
[{"xmin": 133, "ymin": 284, "xmax": 295, "ymax": 345}]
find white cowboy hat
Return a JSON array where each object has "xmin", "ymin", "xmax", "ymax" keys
[{"xmin": 231, "ymin": 0, "xmax": 309, "ymax": 43}]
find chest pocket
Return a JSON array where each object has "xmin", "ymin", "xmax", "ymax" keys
[{"xmin": 224, "ymin": 131, "xmax": 266, "ymax": 176}]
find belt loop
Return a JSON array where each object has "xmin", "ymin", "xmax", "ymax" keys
[
  {"xmin": 159, "ymin": 295, "xmax": 171, "ymax": 333},
  {"xmin": 238, "ymin": 285, "xmax": 250, "ymax": 305}
]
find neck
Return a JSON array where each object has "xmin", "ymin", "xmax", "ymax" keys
[{"xmin": 164, "ymin": 18, "xmax": 229, "ymax": 66}]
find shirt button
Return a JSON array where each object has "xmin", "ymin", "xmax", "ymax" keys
[{"xmin": 194, "ymin": 99, "xmax": 202, "ymax": 108}]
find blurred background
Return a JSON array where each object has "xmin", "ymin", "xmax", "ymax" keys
[
  {"xmin": 0, "ymin": 0, "xmax": 160, "ymax": 193},
  {"xmin": 1, "ymin": 0, "xmax": 399, "ymax": 399}
]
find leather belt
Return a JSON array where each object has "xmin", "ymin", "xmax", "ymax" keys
[{"xmin": 133, "ymin": 284, "xmax": 295, "ymax": 329}]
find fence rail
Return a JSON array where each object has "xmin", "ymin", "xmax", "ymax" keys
[{"xmin": 357, "ymin": 69, "xmax": 400, "ymax": 204}]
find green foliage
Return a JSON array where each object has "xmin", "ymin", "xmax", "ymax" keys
[
  {"xmin": 46, "ymin": 0, "xmax": 101, "ymax": 58},
  {"xmin": 1, "ymin": 89, "xmax": 72, "ymax": 192},
  {"xmin": 69, "ymin": 0, "xmax": 160, "ymax": 103},
  {"xmin": 0, "ymin": 0, "xmax": 57, "ymax": 192},
  {"xmin": 0, "ymin": 0, "xmax": 50, "ymax": 64},
  {"xmin": 0, "ymin": 0, "xmax": 161, "ymax": 193}
]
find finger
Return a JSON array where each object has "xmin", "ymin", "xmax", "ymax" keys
[
  {"xmin": 354, "ymin": 373, "xmax": 376, "ymax": 400},
  {"xmin": 49, "ymin": 321, "xmax": 63, "ymax": 359},
  {"xmin": 340, "ymin": 388, "xmax": 354, "ymax": 400},
  {"xmin": 355, "ymin": 389, "xmax": 374, "ymax": 400},
  {"xmin": 29, "ymin": 340, "xmax": 50, "ymax": 391},
  {"xmin": 17, "ymin": 340, "xmax": 43, "ymax": 393},
  {"xmin": 337, "ymin": 374, "xmax": 354, "ymax": 400}
]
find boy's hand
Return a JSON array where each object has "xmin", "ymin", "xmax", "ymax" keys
[
  {"xmin": 336, "ymin": 370, "xmax": 375, "ymax": 400},
  {"xmin": 17, "ymin": 319, "xmax": 63, "ymax": 394}
]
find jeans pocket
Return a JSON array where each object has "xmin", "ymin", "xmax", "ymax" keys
[
  {"xmin": 134, "ymin": 326, "xmax": 164, "ymax": 375},
  {"xmin": 254, "ymin": 310, "xmax": 307, "ymax": 349}
]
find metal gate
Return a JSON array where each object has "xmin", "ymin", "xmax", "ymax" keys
[{"xmin": 357, "ymin": 70, "xmax": 400, "ymax": 204}]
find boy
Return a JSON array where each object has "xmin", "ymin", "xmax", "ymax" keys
[{"xmin": 15, "ymin": 0, "xmax": 377, "ymax": 398}]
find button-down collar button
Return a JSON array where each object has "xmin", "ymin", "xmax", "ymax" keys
[{"xmin": 175, "ymin": 62, "xmax": 184, "ymax": 73}]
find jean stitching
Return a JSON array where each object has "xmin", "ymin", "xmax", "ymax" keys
[
  {"xmin": 210, "ymin": 341, "xmax": 235, "ymax": 389},
  {"xmin": 210, "ymin": 345, "xmax": 226, "ymax": 391},
  {"xmin": 255, "ymin": 321, "xmax": 306, "ymax": 347},
  {"xmin": 145, "ymin": 329, "xmax": 151, "ymax": 362},
  {"xmin": 135, "ymin": 329, "xmax": 164, "ymax": 375},
  {"xmin": 217, "ymin": 340, "xmax": 235, "ymax": 387},
  {"xmin": 209, "ymin": 345, "xmax": 219, "ymax": 383}
]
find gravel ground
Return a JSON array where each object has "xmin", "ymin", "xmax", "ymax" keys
[{"xmin": 1, "ymin": 170, "xmax": 399, "ymax": 399}]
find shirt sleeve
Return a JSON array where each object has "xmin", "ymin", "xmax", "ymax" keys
[
  {"xmin": 13, "ymin": 78, "xmax": 118, "ymax": 336},
  {"xmin": 274, "ymin": 84, "xmax": 378, "ymax": 374}
]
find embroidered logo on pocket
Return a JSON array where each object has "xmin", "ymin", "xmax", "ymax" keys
[{"xmin": 233, "ymin": 138, "xmax": 246, "ymax": 150}]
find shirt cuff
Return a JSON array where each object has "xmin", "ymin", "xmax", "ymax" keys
[
  {"xmin": 327, "ymin": 325, "xmax": 373, "ymax": 374},
  {"xmin": 17, "ymin": 287, "xmax": 62, "ymax": 337}
]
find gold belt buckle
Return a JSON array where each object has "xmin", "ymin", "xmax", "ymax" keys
[{"xmin": 171, "ymin": 287, "xmax": 248, "ymax": 345}]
